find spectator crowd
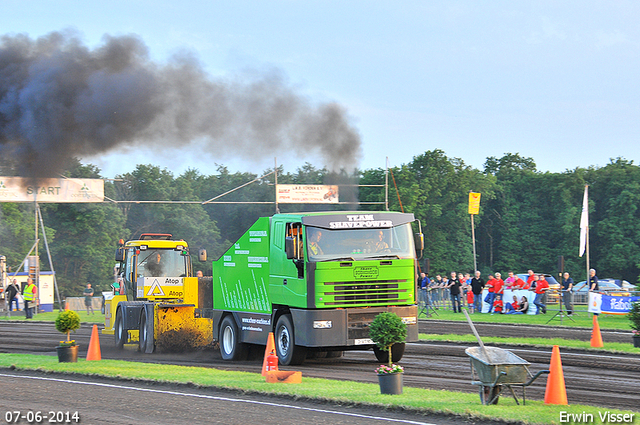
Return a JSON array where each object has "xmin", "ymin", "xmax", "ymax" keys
[{"xmin": 417, "ymin": 268, "xmax": 597, "ymax": 316}]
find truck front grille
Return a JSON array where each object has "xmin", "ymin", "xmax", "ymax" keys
[{"xmin": 322, "ymin": 279, "xmax": 408, "ymax": 306}]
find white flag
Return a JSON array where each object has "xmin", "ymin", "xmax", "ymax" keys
[{"xmin": 579, "ymin": 185, "xmax": 588, "ymax": 257}]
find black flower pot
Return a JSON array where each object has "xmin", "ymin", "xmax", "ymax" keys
[
  {"xmin": 633, "ymin": 335, "xmax": 640, "ymax": 348},
  {"xmin": 377, "ymin": 372, "xmax": 403, "ymax": 395},
  {"xmin": 56, "ymin": 345, "xmax": 78, "ymax": 363}
]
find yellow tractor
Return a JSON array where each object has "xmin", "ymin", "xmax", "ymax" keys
[{"xmin": 103, "ymin": 234, "xmax": 212, "ymax": 353}]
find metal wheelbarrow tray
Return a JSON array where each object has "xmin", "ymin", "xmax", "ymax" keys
[{"xmin": 465, "ymin": 346, "xmax": 549, "ymax": 405}]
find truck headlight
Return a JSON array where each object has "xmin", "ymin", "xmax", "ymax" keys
[
  {"xmin": 401, "ymin": 316, "xmax": 417, "ymax": 325},
  {"xmin": 313, "ymin": 320, "xmax": 333, "ymax": 329}
]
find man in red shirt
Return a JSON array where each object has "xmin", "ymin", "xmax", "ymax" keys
[
  {"xmin": 493, "ymin": 272, "xmax": 505, "ymax": 296},
  {"xmin": 511, "ymin": 273, "xmax": 526, "ymax": 290},
  {"xmin": 485, "ymin": 275, "xmax": 496, "ymax": 313},
  {"xmin": 526, "ymin": 270, "xmax": 536, "ymax": 286},
  {"xmin": 533, "ymin": 274, "xmax": 549, "ymax": 314}
]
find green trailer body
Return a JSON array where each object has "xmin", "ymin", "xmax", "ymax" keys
[
  {"xmin": 210, "ymin": 212, "xmax": 420, "ymax": 365},
  {"xmin": 213, "ymin": 217, "xmax": 272, "ymax": 314}
]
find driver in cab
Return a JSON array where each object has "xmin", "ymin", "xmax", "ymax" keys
[
  {"xmin": 374, "ymin": 230, "xmax": 389, "ymax": 252},
  {"xmin": 145, "ymin": 252, "xmax": 164, "ymax": 277},
  {"xmin": 308, "ymin": 229, "xmax": 324, "ymax": 256}
]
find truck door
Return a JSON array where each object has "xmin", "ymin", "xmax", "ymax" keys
[{"xmin": 269, "ymin": 220, "xmax": 306, "ymax": 308}]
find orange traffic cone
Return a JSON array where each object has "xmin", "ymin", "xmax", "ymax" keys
[
  {"xmin": 262, "ymin": 332, "xmax": 276, "ymax": 376},
  {"xmin": 64, "ymin": 300, "xmax": 69, "ymax": 311},
  {"xmin": 590, "ymin": 315, "xmax": 604, "ymax": 348},
  {"xmin": 544, "ymin": 345, "xmax": 568, "ymax": 405},
  {"xmin": 86, "ymin": 324, "xmax": 102, "ymax": 361}
]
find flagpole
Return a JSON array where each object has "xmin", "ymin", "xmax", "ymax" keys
[
  {"xmin": 471, "ymin": 214, "xmax": 477, "ymax": 272},
  {"xmin": 468, "ymin": 192, "xmax": 481, "ymax": 272},
  {"xmin": 586, "ymin": 221, "xmax": 590, "ymax": 283},
  {"xmin": 385, "ymin": 157, "xmax": 389, "ymax": 211}
]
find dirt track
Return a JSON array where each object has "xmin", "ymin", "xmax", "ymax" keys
[{"xmin": 1, "ymin": 320, "xmax": 639, "ymax": 412}]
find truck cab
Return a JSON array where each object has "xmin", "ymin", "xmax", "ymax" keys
[{"xmin": 116, "ymin": 233, "xmax": 192, "ymax": 301}]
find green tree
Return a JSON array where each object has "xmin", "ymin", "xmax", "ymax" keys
[
  {"xmin": 0, "ymin": 203, "xmax": 45, "ymax": 275},
  {"xmin": 115, "ymin": 165, "xmax": 222, "ymax": 272},
  {"xmin": 479, "ymin": 154, "xmax": 583, "ymax": 275},
  {"xmin": 587, "ymin": 159, "xmax": 640, "ymax": 282}
]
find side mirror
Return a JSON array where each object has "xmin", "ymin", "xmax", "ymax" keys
[
  {"xmin": 285, "ymin": 237, "xmax": 295, "ymax": 260},
  {"xmin": 115, "ymin": 247, "xmax": 124, "ymax": 262},
  {"xmin": 198, "ymin": 248, "xmax": 207, "ymax": 262},
  {"xmin": 414, "ymin": 233, "xmax": 424, "ymax": 251}
]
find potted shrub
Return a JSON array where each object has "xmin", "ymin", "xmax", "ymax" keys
[
  {"xmin": 369, "ymin": 312, "xmax": 407, "ymax": 395},
  {"xmin": 628, "ymin": 301, "xmax": 640, "ymax": 348},
  {"xmin": 55, "ymin": 310, "xmax": 81, "ymax": 362}
]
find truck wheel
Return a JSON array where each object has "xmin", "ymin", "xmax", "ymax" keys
[
  {"xmin": 373, "ymin": 343, "xmax": 405, "ymax": 363},
  {"xmin": 219, "ymin": 316, "xmax": 248, "ymax": 361},
  {"xmin": 138, "ymin": 311, "xmax": 154, "ymax": 353},
  {"xmin": 114, "ymin": 309, "xmax": 125, "ymax": 349},
  {"xmin": 275, "ymin": 314, "xmax": 306, "ymax": 366}
]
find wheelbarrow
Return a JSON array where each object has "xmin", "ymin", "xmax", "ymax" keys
[
  {"xmin": 466, "ymin": 346, "xmax": 549, "ymax": 405},
  {"xmin": 462, "ymin": 310, "xmax": 549, "ymax": 405}
]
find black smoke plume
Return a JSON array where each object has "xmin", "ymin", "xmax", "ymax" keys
[{"xmin": 0, "ymin": 30, "xmax": 362, "ymax": 179}]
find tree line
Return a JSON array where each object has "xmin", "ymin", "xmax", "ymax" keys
[{"xmin": 1, "ymin": 151, "xmax": 638, "ymax": 297}]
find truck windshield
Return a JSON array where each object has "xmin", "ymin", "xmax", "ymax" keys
[
  {"xmin": 306, "ymin": 223, "xmax": 415, "ymax": 261},
  {"xmin": 137, "ymin": 249, "xmax": 188, "ymax": 277}
]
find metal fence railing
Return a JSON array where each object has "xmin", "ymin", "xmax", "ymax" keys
[{"xmin": 418, "ymin": 287, "xmax": 640, "ymax": 319}]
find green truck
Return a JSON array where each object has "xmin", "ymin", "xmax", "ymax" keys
[{"xmin": 210, "ymin": 211, "xmax": 422, "ymax": 365}]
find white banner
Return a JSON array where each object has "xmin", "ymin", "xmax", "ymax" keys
[
  {"xmin": 276, "ymin": 184, "xmax": 338, "ymax": 203},
  {"xmin": 579, "ymin": 185, "xmax": 589, "ymax": 257},
  {"xmin": 588, "ymin": 291, "xmax": 602, "ymax": 314},
  {"xmin": 0, "ymin": 177, "xmax": 104, "ymax": 203}
]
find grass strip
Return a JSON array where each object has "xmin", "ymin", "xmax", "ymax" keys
[
  {"xmin": 420, "ymin": 334, "xmax": 640, "ymax": 354},
  {"xmin": 0, "ymin": 353, "xmax": 636, "ymax": 425},
  {"xmin": 0, "ymin": 311, "xmax": 104, "ymax": 324}
]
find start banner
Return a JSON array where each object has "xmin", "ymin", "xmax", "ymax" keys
[
  {"xmin": 276, "ymin": 184, "xmax": 338, "ymax": 203},
  {"xmin": 0, "ymin": 177, "xmax": 104, "ymax": 203},
  {"xmin": 588, "ymin": 292, "xmax": 640, "ymax": 315}
]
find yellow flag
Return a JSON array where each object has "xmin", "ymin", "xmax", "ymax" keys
[{"xmin": 468, "ymin": 192, "xmax": 481, "ymax": 215}]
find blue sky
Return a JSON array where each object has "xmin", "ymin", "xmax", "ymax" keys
[{"xmin": 2, "ymin": 1, "xmax": 639, "ymax": 178}]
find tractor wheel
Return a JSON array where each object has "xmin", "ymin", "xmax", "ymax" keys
[
  {"xmin": 138, "ymin": 310, "xmax": 155, "ymax": 353},
  {"xmin": 114, "ymin": 309, "xmax": 125, "ymax": 349}
]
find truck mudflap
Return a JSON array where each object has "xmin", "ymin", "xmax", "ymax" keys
[
  {"xmin": 290, "ymin": 305, "xmax": 418, "ymax": 348},
  {"xmin": 155, "ymin": 304, "xmax": 213, "ymax": 351}
]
